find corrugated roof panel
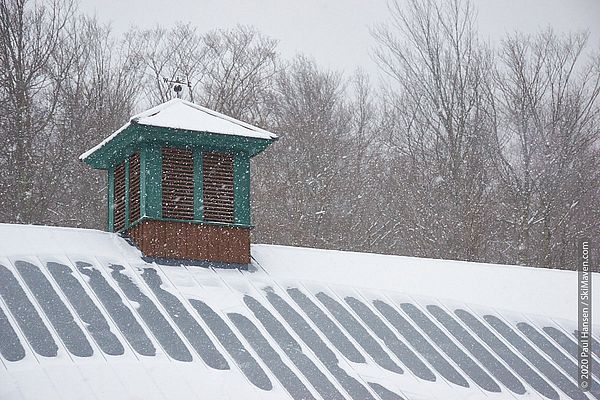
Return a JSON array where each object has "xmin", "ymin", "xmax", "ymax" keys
[
  {"xmin": 485, "ymin": 315, "xmax": 588, "ymax": 400},
  {"xmin": 368, "ymin": 382, "xmax": 405, "ymax": 400},
  {"xmin": 190, "ymin": 299, "xmax": 272, "ymax": 390},
  {"xmin": 228, "ymin": 312, "xmax": 316, "ymax": 400},
  {"xmin": 140, "ymin": 267, "xmax": 229, "ymax": 369},
  {"xmin": 243, "ymin": 294, "xmax": 346, "ymax": 399},
  {"xmin": 0, "ymin": 306, "xmax": 24, "ymax": 362},
  {"xmin": 0, "ymin": 263, "xmax": 58, "ymax": 358},
  {"xmin": 75, "ymin": 261, "xmax": 157, "ymax": 356},
  {"xmin": 315, "ymin": 291, "xmax": 403, "ymax": 374},
  {"xmin": 46, "ymin": 261, "xmax": 124, "ymax": 356},
  {"xmin": 108, "ymin": 264, "xmax": 192, "ymax": 362},
  {"xmin": 14, "ymin": 260, "xmax": 93, "ymax": 358},
  {"xmin": 344, "ymin": 296, "xmax": 435, "ymax": 381},
  {"xmin": 373, "ymin": 299, "xmax": 469, "ymax": 387},
  {"xmin": 427, "ymin": 304, "xmax": 526, "ymax": 394},
  {"xmin": 455, "ymin": 309, "xmax": 560, "ymax": 399},
  {"xmin": 518, "ymin": 322, "xmax": 600, "ymax": 397},
  {"xmin": 400, "ymin": 302, "xmax": 500, "ymax": 392},
  {"xmin": 265, "ymin": 290, "xmax": 376, "ymax": 400},
  {"xmin": 287, "ymin": 287, "xmax": 366, "ymax": 364}
]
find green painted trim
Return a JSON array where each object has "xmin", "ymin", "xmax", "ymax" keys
[
  {"xmin": 234, "ymin": 154, "xmax": 251, "ymax": 225},
  {"xmin": 194, "ymin": 148, "xmax": 203, "ymax": 221},
  {"xmin": 145, "ymin": 145, "xmax": 163, "ymax": 219},
  {"xmin": 83, "ymin": 123, "xmax": 275, "ymax": 170},
  {"xmin": 126, "ymin": 215, "xmax": 253, "ymax": 231},
  {"xmin": 124, "ymin": 159, "xmax": 130, "ymax": 229},
  {"xmin": 107, "ymin": 168, "xmax": 115, "ymax": 232}
]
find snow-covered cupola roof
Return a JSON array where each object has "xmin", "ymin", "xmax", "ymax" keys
[
  {"xmin": 80, "ymin": 98, "xmax": 277, "ymax": 266},
  {"xmin": 80, "ymin": 98, "xmax": 277, "ymax": 167}
]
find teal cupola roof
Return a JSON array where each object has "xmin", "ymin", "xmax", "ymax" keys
[
  {"xmin": 80, "ymin": 98, "xmax": 277, "ymax": 237},
  {"xmin": 81, "ymin": 98, "xmax": 277, "ymax": 168}
]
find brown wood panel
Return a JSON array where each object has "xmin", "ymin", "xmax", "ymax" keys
[
  {"xmin": 162, "ymin": 147, "xmax": 194, "ymax": 220},
  {"xmin": 203, "ymin": 152, "xmax": 234, "ymax": 224},
  {"xmin": 127, "ymin": 220, "xmax": 250, "ymax": 264},
  {"xmin": 114, "ymin": 163, "xmax": 126, "ymax": 231},
  {"xmin": 129, "ymin": 153, "xmax": 141, "ymax": 222}
]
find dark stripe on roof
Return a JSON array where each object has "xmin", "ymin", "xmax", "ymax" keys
[{"xmin": 0, "ymin": 264, "xmax": 57, "ymax": 357}]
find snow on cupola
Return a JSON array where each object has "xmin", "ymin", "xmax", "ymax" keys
[{"xmin": 80, "ymin": 99, "xmax": 277, "ymax": 265}]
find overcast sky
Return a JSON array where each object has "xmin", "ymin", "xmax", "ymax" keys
[{"xmin": 79, "ymin": 0, "xmax": 600, "ymax": 77}]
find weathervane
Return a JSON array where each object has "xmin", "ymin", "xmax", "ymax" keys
[{"xmin": 163, "ymin": 76, "xmax": 193, "ymax": 99}]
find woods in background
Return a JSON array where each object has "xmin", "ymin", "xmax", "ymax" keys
[{"xmin": 1, "ymin": 0, "xmax": 598, "ymax": 270}]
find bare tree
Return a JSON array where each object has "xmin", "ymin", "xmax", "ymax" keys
[
  {"xmin": 49, "ymin": 17, "xmax": 143, "ymax": 228},
  {"xmin": 493, "ymin": 30, "xmax": 600, "ymax": 268},
  {"xmin": 135, "ymin": 24, "xmax": 278, "ymax": 125},
  {"xmin": 372, "ymin": 0, "xmax": 496, "ymax": 261},
  {"xmin": 198, "ymin": 25, "xmax": 278, "ymax": 124},
  {"xmin": 253, "ymin": 57, "xmax": 381, "ymax": 250},
  {"xmin": 0, "ymin": 0, "xmax": 144, "ymax": 227},
  {"xmin": 0, "ymin": 0, "xmax": 74, "ymax": 223},
  {"xmin": 136, "ymin": 24, "xmax": 204, "ymax": 106}
]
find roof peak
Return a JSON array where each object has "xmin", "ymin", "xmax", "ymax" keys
[
  {"xmin": 131, "ymin": 97, "xmax": 277, "ymax": 139},
  {"xmin": 80, "ymin": 98, "xmax": 277, "ymax": 162}
]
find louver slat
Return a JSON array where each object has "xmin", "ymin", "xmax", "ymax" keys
[
  {"xmin": 114, "ymin": 163, "xmax": 126, "ymax": 231},
  {"xmin": 130, "ymin": 153, "xmax": 141, "ymax": 223},
  {"xmin": 162, "ymin": 148, "xmax": 194, "ymax": 220},
  {"xmin": 203, "ymin": 152, "xmax": 234, "ymax": 223}
]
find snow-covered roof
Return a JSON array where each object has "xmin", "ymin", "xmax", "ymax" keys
[
  {"xmin": 79, "ymin": 99, "xmax": 277, "ymax": 161},
  {"xmin": 0, "ymin": 223, "xmax": 598, "ymax": 400}
]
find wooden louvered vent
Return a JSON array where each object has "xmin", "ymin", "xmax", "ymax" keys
[
  {"xmin": 162, "ymin": 147, "xmax": 195, "ymax": 220},
  {"xmin": 129, "ymin": 152, "xmax": 141, "ymax": 223},
  {"xmin": 114, "ymin": 162, "xmax": 126, "ymax": 231},
  {"xmin": 203, "ymin": 152, "xmax": 234, "ymax": 223}
]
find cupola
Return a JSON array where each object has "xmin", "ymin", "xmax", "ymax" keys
[{"xmin": 80, "ymin": 99, "xmax": 277, "ymax": 265}]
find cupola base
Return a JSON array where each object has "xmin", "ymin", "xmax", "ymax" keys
[{"xmin": 127, "ymin": 220, "xmax": 251, "ymax": 265}]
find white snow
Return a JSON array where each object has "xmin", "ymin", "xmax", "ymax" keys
[
  {"xmin": 79, "ymin": 98, "xmax": 277, "ymax": 161},
  {"xmin": 0, "ymin": 223, "xmax": 598, "ymax": 400},
  {"xmin": 251, "ymin": 244, "xmax": 596, "ymax": 321}
]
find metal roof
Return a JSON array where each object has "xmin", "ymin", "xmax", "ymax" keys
[{"xmin": 0, "ymin": 224, "xmax": 598, "ymax": 400}]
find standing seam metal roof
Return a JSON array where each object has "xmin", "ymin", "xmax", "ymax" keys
[{"xmin": 0, "ymin": 224, "xmax": 598, "ymax": 400}]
